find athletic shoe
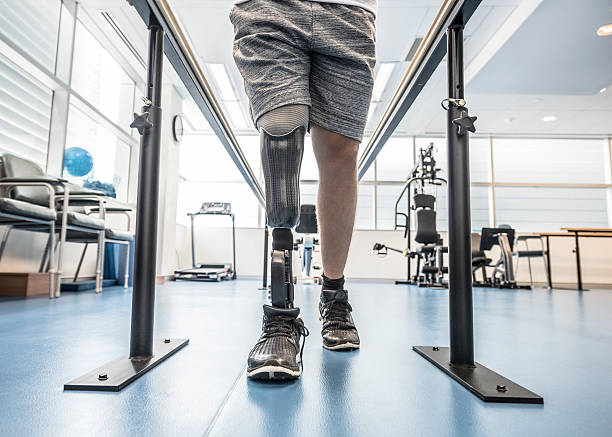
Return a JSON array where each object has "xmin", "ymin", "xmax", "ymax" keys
[
  {"xmin": 247, "ymin": 304, "xmax": 309, "ymax": 380},
  {"xmin": 318, "ymin": 289, "xmax": 360, "ymax": 350}
]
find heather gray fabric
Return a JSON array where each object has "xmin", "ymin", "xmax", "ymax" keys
[
  {"xmin": 230, "ymin": 0, "xmax": 376, "ymax": 142},
  {"xmin": 233, "ymin": 0, "xmax": 377, "ymax": 16},
  {"xmin": 257, "ymin": 104, "xmax": 309, "ymax": 136}
]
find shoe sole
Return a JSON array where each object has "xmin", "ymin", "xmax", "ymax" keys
[
  {"xmin": 317, "ymin": 306, "xmax": 361, "ymax": 351},
  {"xmin": 246, "ymin": 365, "xmax": 300, "ymax": 380},
  {"xmin": 323, "ymin": 342, "xmax": 360, "ymax": 351}
]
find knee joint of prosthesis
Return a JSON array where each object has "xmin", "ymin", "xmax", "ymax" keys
[{"xmin": 259, "ymin": 104, "xmax": 308, "ymax": 229}]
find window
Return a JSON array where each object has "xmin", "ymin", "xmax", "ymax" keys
[
  {"xmin": 71, "ymin": 20, "xmax": 135, "ymax": 128},
  {"xmin": 178, "ymin": 134, "xmax": 261, "ymax": 227},
  {"xmin": 376, "ymin": 137, "xmax": 415, "ymax": 182},
  {"xmin": 0, "ymin": 0, "xmax": 62, "ymax": 71},
  {"xmin": 64, "ymin": 105, "xmax": 131, "ymax": 201},
  {"xmin": 492, "ymin": 138, "xmax": 611, "ymax": 230},
  {"xmin": 495, "ymin": 186, "xmax": 609, "ymax": 231},
  {"xmin": 493, "ymin": 138, "xmax": 608, "ymax": 184},
  {"xmin": 356, "ymin": 184, "xmax": 375, "ymax": 229},
  {"xmin": 0, "ymin": 55, "xmax": 52, "ymax": 168}
]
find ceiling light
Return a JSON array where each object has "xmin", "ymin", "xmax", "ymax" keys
[
  {"xmin": 597, "ymin": 24, "xmax": 612, "ymax": 36},
  {"xmin": 208, "ymin": 64, "xmax": 238, "ymax": 101},
  {"xmin": 541, "ymin": 115, "xmax": 558, "ymax": 122},
  {"xmin": 372, "ymin": 63, "xmax": 395, "ymax": 101},
  {"xmin": 599, "ymin": 87, "xmax": 607, "ymax": 93}
]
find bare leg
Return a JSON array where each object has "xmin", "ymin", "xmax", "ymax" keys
[{"xmin": 311, "ymin": 124, "xmax": 359, "ymax": 279}]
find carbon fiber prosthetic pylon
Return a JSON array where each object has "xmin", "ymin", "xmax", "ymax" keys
[{"xmin": 260, "ymin": 126, "xmax": 305, "ymax": 228}]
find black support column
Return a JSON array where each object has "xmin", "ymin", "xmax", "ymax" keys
[
  {"xmin": 130, "ymin": 21, "xmax": 165, "ymax": 359},
  {"xmin": 413, "ymin": 24, "xmax": 542, "ymax": 404},
  {"xmin": 446, "ymin": 25, "xmax": 474, "ymax": 367},
  {"xmin": 65, "ymin": 16, "xmax": 188, "ymax": 392}
]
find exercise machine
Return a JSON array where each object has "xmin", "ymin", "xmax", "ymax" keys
[
  {"xmin": 472, "ymin": 226, "xmax": 530, "ymax": 289},
  {"xmin": 294, "ymin": 204, "xmax": 321, "ymax": 285},
  {"xmin": 174, "ymin": 202, "xmax": 236, "ymax": 281},
  {"xmin": 372, "ymin": 143, "xmax": 448, "ymax": 288}
]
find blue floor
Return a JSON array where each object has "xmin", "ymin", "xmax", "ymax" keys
[{"xmin": 1, "ymin": 280, "xmax": 611, "ymax": 436}]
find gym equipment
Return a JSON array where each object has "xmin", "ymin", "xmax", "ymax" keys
[
  {"xmin": 294, "ymin": 204, "xmax": 321, "ymax": 284},
  {"xmin": 261, "ymin": 123, "xmax": 305, "ymax": 308},
  {"xmin": 373, "ymin": 143, "xmax": 448, "ymax": 288},
  {"xmin": 471, "ymin": 226, "xmax": 530, "ymax": 289},
  {"xmin": 174, "ymin": 202, "xmax": 236, "ymax": 282}
]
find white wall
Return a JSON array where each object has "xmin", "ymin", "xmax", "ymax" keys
[{"xmin": 156, "ymin": 83, "xmax": 183, "ymax": 276}]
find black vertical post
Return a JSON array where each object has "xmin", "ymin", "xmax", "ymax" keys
[
  {"xmin": 261, "ymin": 226, "xmax": 269, "ymax": 289},
  {"xmin": 446, "ymin": 24, "xmax": 474, "ymax": 367},
  {"xmin": 130, "ymin": 20, "xmax": 164, "ymax": 359},
  {"xmin": 190, "ymin": 214, "xmax": 196, "ymax": 268},
  {"xmin": 231, "ymin": 214, "xmax": 237, "ymax": 279}
]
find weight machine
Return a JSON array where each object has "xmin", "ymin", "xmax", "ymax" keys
[{"xmin": 373, "ymin": 143, "xmax": 448, "ymax": 288}]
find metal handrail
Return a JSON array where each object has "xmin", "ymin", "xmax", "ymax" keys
[
  {"xmin": 357, "ymin": 0, "xmax": 481, "ymax": 180},
  {"xmin": 131, "ymin": 0, "xmax": 265, "ymax": 206}
]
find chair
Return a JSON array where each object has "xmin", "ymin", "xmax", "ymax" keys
[
  {"xmin": 71, "ymin": 206, "xmax": 133, "ymax": 289},
  {"xmin": 413, "ymin": 194, "xmax": 447, "ymax": 287},
  {"xmin": 0, "ymin": 154, "xmax": 106, "ymax": 296},
  {"xmin": 0, "ymin": 176, "xmax": 58, "ymax": 298},
  {"xmin": 514, "ymin": 235, "xmax": 550, "ymax": 289}
]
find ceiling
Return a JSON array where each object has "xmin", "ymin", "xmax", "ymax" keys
[{"xmin": 79, "ymin": 0, "xmax": 612, "ymax": 138}]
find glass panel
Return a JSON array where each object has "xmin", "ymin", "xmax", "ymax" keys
[
  {"xmin": 0, "ymin": 0, "xmax": 61, "ymax": 71},
  {"xmin": 64, "ymin": 105, "xmax": 131, "ymax": 201},
  {"xmin": 375, "ymin": 137, "xmax": 414, "ymax": 182},
  {"xmin": 300, "ymin": 182, "xmax": 318, "ymax": 207},
  {"xmin": 178, "ymin": 133, "xmax": 260, "ymax": 227},
  {"xmin": 180, "ymin": 134, "xmax": 244, "ymax": 182},
  {"xmin": 495, "ymin": 186, "xmax": 609, "ymax": 231},
  {"xmin": 177, "ymin": 181, "xmax": 259, "ymax": 228},
  {"xmin": 71, "ymin": 20, "xmax": 135, "ymax": 128},
  {"xmin": 0, "ymin": 55, "xmax": 52, "ymax": 169},
  {"xmin": 493, "ymin": 138, "xmax": 608, "ymax": 184},
  {"xmin": 376, "ymin": 184, "xmax": 404, "ymax": 230},
  {"xmin": 355, "ymin": 184, "xmax": 374, "ymax": 230}
]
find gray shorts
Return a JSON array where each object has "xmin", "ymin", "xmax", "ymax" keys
[{"xmin": 229, "ymin": 0, "xmax": 376, "ymax": 142}]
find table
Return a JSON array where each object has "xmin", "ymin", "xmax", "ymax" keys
[{"xmin": 538, "ymin": 228, "xmax": 612, "ymax": 290}]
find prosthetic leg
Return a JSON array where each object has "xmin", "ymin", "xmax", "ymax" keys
[
  {"xmin": 259, "ymin": 104, "xmax": 307, "ymax": 308},
  {"xmin": 245, "ymin": 106, "xmax": 309, "ymax": 380}
]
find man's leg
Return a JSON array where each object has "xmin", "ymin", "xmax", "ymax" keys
[
  {"xmin": 311, "ymin": 124, "xmax": 361, "ymax": 351},
  {"xmin": 311, "ymin": 125, "xmax": 359, "ymax": 279}
]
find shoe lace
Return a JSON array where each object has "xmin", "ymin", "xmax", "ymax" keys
[
  {"xmin": 321, "ymin": 297, "xmax": 355, "ymax": 331},
  {"xmin": 261, "ymin": 315, "xmax": 310, "ymax": 368}
]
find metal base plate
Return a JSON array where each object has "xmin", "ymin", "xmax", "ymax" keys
[
  {"xmin": 413, "ymin": 346, "xmax": 543, "ymax": 404},
  {"xmin": 65, "ymin": 338, "xmax": 189, "ymax": 392}
]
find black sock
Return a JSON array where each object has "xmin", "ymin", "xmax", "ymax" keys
[{"xmin": 322, "ymin": 274, "xmax": 345, "ymax": 291}]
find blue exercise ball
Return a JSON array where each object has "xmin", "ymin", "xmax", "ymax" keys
[{"xmin": 64, "ymin": 147, "xmax": 93, "ymax": 177}]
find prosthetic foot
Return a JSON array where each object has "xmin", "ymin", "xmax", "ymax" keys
[{"xmin": 247, "ymin": 105, "xmax": 309, "ymax": 379}]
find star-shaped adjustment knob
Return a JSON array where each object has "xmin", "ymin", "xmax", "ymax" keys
[
  {"xmin": 130, "ymin": 111, "xmax": 153, "ymax": 135},
  {"xmin": 452, "ymin": 109, "xmax": 477, "ymax": 136}
]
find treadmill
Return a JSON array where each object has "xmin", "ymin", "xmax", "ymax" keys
[{"xmin": 174, "ymin": 202, "xmax": 237, "ymax": 281}]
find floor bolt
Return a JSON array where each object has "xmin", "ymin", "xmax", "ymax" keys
[
  {"xmin": 98, "ymin": 373, "xmax": 108, "ymax": 381},
  {"xmin": 496, "ymin": 384, "xmax": 507, "ymax": 392}
]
